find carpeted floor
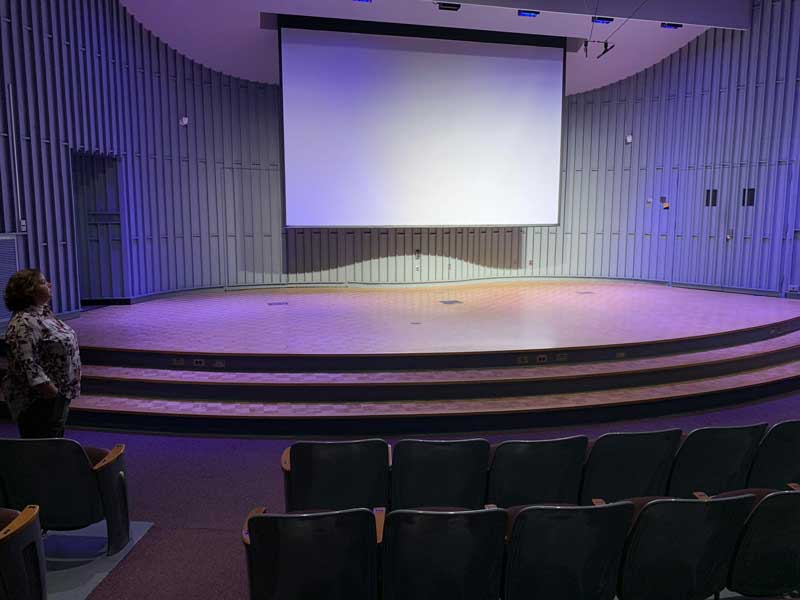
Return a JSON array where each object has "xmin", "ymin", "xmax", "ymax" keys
[{"xmin": 2, "ymin": 390, "xmax": 800, "ymax": 599}]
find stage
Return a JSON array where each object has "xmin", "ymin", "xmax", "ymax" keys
[{"xmin": 56, "ymin": 280, "xmax": 800, "ymax": 432}]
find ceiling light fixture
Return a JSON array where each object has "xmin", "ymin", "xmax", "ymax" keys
[
  {"xmin": 597, "ymin": 40, "xmax": 615, "ymax": 58},
  {"xmin": 517, "ymin": 9, "xmax": 540, "ymax": 17},
  {"xmin": 660, "ymin": 22, "xmax": 683, "ymax": 29},
  {"xmin": 591, "ymin": 16, "xmax": 614, "ymax": 24},
  {"xmin": 437, "ymin": 2, "xmax": 461, "ymax": 11}
]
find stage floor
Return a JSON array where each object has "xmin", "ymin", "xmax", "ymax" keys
[{"xmin": 71, "ymin": 281, "xmax": 800, "ymax": 355}]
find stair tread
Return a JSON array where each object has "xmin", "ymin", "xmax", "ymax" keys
[
  {"xmin": 73, "ymin": 357, "xmax": 800, "ymax": 418},
  {"xmin": 74, "ymin": 329, "xmax": 800, "ymax": 385}
]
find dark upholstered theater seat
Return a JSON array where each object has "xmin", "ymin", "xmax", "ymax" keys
[
  {"xmin": 0, "ymin": 438, "xmax": 130, "ymax": 555},
  {"xmin": 726, "ymin": 489, "xmax": 800, "ymax": 597},
  {"xmin": 618, "ymin": 495, "xmax": 754, "ymax": 600},
  {"xmin": 667, "ymin": 424, "xmax": 767, "ymax": 498},
  {"xmin": 381, "ymin": 508, "xmax": 506, "ymax": 600},
  {"xmin": 504, "ymin": 502, "xmax": 633, "ymax": 600},
  {"xmin": 579, "ymin": 429, "xmax": 681, "ymax": 504},
  {"xmin": 747, "ymin": 420, "xmax": 800, "ymax": 489},
  {"xmin": 488, "ymin": 436, "xmax": 587, "ymax": 507},
  {"xmin": 390, "ymin": 439, "xmax": 490, "ymax": 510},
  {"xmin": 281, "ymin": 439, "xmax": 390, "ymax": 512},
  {"xmin": 0, "ymin": 505, "xmax": 46, "ymax": 600},
  {"xmin": 243, "ymin": 507, "xmax": 377, "ymax": 600}
]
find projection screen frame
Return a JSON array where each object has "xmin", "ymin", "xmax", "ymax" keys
[{"xmin": 277, "ymin": 15, "xmax": 567, "ymax": 229}]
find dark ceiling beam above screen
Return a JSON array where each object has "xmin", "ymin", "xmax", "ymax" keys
[
  {"xmin": 451, "ymin": 0, "xmax": 751, "ymax": 30},
  {"xmin": 268, "ymin": 14, "xmax": 581, "ymax": 52}
]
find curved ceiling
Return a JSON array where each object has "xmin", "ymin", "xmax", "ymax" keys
[{"xmin": 120, "ymin": 0, "xmax": 707, "ymax": 95}]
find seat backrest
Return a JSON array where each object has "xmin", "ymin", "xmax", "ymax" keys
[
  {"xmin": 580, "ymin": 429, "xmax": 681, "ymax": 504},
  {"xmin": 668, "ymin": 424, "xmax": 767, "ymax": 497},
  {"xmin": 382, "ymin": 508, "xmax": 507, "ymax": 600},
  {"xmin": 505, "ymin": 502, "xmax": 633, "ymax": 600},
  {"xmin": 728, "ymin": 490, "xmax": 800, "ymax": 597},
  {"xmin": 0, "ymin": 506, "xmax": 46, "ymax": 600},
  {"xmin": 0, "ymin": 438, "xmax": 103, "ymax": 529},
  {"xmin": 618, "ymin": 495, "xmax": 754, "ymax": 600},
  {"xmin": 246, "ymin": 508, "xmax": 377, "ymax": 600},
  {"xmin": 390, "ymin": 439, "xmax": 490, "ymax": 510},
  {"xmin": 747, "ymin": 420, "xmax": 800, "ymax": 488},
  {"xmin": 488, "ymin": 436, "xmax": 587, "ymax": 507},
  {"xmin": 285, "ymin": 439, "xmax": 389, "ymax": 511}
]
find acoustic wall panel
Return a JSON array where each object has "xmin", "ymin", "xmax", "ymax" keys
[{"xmin": 0, "ymin": 0, "xmax": 798, "ymax": 305}]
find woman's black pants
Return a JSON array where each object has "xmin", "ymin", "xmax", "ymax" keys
[{"xmin": 16, "ymin": 394, "xmax": 69, "ymax": 438}]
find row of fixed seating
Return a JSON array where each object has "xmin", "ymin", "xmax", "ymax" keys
[
  {"xmin": 0, "ymin": 505, "xmax": 46, "ymax": 600},
  {"xmin": 281, "ymin": 421, "xmax": 799, "ymax": 511},
  {"xmin": 243, "ymin": 488, "xmax": 800, "ymax": 600}
]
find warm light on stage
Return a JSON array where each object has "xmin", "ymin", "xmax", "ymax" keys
[{"xmin": 62, "ymin": 281, "xmax": 800, "ymax": 433}]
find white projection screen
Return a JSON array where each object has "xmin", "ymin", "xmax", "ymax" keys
[{"xmin": 280, "ymin": 24, "xmax": 565, "ymax": 227}]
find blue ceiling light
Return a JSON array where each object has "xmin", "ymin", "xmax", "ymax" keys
[
  {"xmin": 518, "ymin": 10, "xmax": 540, "ymax": 17},
  {"xmin": 661, "ymin": 22, "xmax": 684, "ymax": 29},
  {"xmin": 591, "ymin": 16, "xmax": 614, "ymax": 24},
  {"xmin": 353, "ymin": 0, "xmax": 372, "ymax": 3}
]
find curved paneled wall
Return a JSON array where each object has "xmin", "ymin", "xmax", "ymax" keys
[{"xmin": 0, "ymin": 0, "xmax": 799, "ymax": 314}]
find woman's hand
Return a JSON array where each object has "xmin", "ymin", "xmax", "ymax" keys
[{"xmin": 35, "ymin": 382, "xmax": 59, "ymax": 399}]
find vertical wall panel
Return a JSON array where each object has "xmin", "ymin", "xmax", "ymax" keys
[{"xmin": 0, "ymin": 0, "xmax": 799, "ymax": 307}]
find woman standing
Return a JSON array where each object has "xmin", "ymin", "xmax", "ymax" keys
[{"xmin": 2, "ymin": 269, "xmax": 81, "ymax": 438}]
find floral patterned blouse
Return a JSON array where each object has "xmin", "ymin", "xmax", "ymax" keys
[{"xmin": 2, "ymin": 304, "xmax": 81, "ymax": 419}]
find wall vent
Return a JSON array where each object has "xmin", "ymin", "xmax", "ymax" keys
[{"xmin": 0, "ymin": 236, "xmax": 20, "ymax": 323}]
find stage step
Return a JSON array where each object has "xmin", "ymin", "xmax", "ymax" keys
[
  {"xmin": 71, "ymin": 357, "xmax": 800, "ymax": 422},
  {"xmin": 77, "ymin": 314, "xmax": 800, "ymax": 372},
  {"xmin": 72, "ymin": 330, "xmax": 800, "ymax": 401}
]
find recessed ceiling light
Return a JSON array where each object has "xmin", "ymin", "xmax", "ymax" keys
[
  {"xmin": 591, "ymin": 16, "xmax": 614, "ymax": 24},
  {"xmin": 518, "ymin": 10, "xmax": 540, "ymax": 17},
  {"xmin": 437, "ymin": 2, "xmax": 461, "ymax": 11}
]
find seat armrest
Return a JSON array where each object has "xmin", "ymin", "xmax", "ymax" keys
[
  {"xmin": 484, "ymin": 504, "xmax": 498, "ymax": 509},
  {"xmin": 373, "ymin": 507, "xmax": 385, "ymax": 544},
  {"xmin": 92, "ymin": 445, "xmax": 125, "ymax": 472},
  {"xmin": 788, "ymin": 483, "xmax": 800, "ymax": 491},
  {"xmin": 242, "ymin": 507, "xmax": 268, "ymax": 546},
  {"xmin": 93, "ymin": 445, "xmax": 130, "ymax": 555},
  {"xmin": 280, "ymin": 448, "xmax": 291, "ymax": 473},
  {"xmin": 0, "ymin": 505, "xmax": 38, "ymax": 541},
  {"xmin": 693, "ymin": 491, "xmax": 709, "ymax": 500},
  {"xmin": 591, "ymin": 498, "xmax": 606, "ymax": 506}
]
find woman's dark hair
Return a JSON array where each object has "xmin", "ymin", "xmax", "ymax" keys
[{"xmin": 4, "ymin": 268, "xmax": 43, "ymax": 312}]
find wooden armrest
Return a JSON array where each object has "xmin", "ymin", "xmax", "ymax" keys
[
  {"xmin": 242, "ymin": 506, "xmax": 268, "ymax": 546},
  {"xmin": 0, "ymin": 505, "xmax": 39, "ymax": 542},
  {"xmin": 788, "ymin": 483, "xmax": 800, "ymax": 491},
  {"xmin": 92, "ymin": 444, "xmax": 125, "ymax": 472},
  {"xmin": 693, "ymin": 491, "xmax": 709, "ymax": 500},
  {"xmin": 591, "ymin": 498, "xmax": 606, "ymax": 506},
  {"xmin": 280, "ymin": 447, "xmax": 291, "ymax": 472},
  {"xmin": 373, "ymin": 507, "xmax": 385, "ymax": 544},
  {"xmin": 484, "ymin": 504, "xmax": 498, "ymax": 509}
]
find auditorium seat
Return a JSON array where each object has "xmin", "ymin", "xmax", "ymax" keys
[
  {"xmin": 618, "ymin": 494, "xmax": 754, "ymax": 600},
  {"xmin": 390, "ymin": 439, "xmax": 490, "ymax": 510},
  {"xmin": 724, "ymin": 489, "xmax": 800, "ymax": 597},
  {"xmin": 243, "ymin": 507, "xmax": 377, "ymax": 600},
  {"xmin": 504, "ymin": 501, "xmax": 632, "ymax": 600},
  {"xmin": 281, "ymin": 439, "xmax": 390, "ymax": 512},
  {"xmin": 0, "ymin": 505, "xmax": 46, "ymax": 600},
  {"xmin": 381, "ymin": 508, "xmax": 506, "ymax": 600},
  {"xmin": 487, "ymin": 436, "xmax": 587, "ymax": 507},
  {"xmin": 667, "ymin": 424, "xmax": 767, "ymax": 498},
  {"xmin": 746, "ymin": 420, "xmax": 800, "ymax": 488},
  {"xmin": 579, "ymin": 429, "xmax": 681, "ymax": 504},
  {"xmin": 0, "ymin": 438, "xmax": 130, "ymax": 555}
]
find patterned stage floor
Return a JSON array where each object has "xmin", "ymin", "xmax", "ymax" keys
[{"xmin": 70, "ymin": 280, "xmax": 800, "ymax": 355}]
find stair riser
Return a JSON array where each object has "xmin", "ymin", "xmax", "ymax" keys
[{"xmin": 80, "ymin": 345, "xmax": 800, "ymax": 402}]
